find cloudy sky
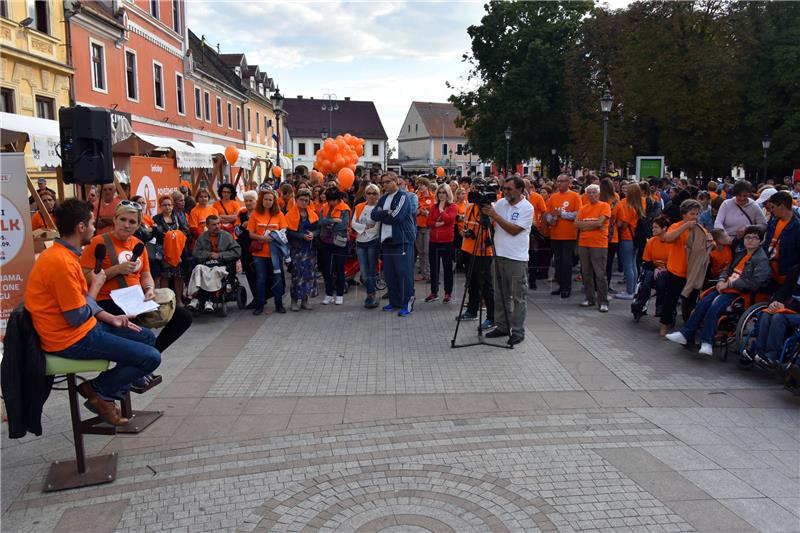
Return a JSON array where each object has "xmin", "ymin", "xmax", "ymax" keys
[{"xmin": 188, "ymin": 1, "xmax": 629, "ymax": 150}]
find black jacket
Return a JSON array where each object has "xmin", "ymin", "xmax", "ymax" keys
[{"xmin": 1, "ymin": 304, "xmax": 54, "ymax": 438}]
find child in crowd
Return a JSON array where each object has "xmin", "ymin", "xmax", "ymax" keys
[{"xmin": 708, "ymin": 228, "xmax": 733, "ymax": 279}]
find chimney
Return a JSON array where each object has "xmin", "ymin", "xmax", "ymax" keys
[
  {"xmin": 297, "ymin": 95, "xmax": 303, "ymax": 99},
  {"xmin": 344, "ymin": 96, "xmax": 350, "ymax": 101}
]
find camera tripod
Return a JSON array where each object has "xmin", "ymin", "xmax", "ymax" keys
[{"xmin": 450, "ymin": 210, "xmax": 514, "ymax": 350}]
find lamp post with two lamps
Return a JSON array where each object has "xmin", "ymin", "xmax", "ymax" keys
[
  {"xmin": 321, "ymin": 94, "xmax": 339, "ymax": 136},
  {"xmin": 600, "ymin": 89, "xmax": 613, "ymax": 175},
  {"xmin": 504, "ymin": 126, "xmax": 512, "ymax": 177},
  {"xmin": 271, "ymin": 87, "xmax": 284, "ymax": 179}
]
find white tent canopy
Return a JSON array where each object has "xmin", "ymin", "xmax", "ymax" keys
[
  {"xmin": 0, "ymin": 112, "xmax": 61, "ymax": 168},
  {"xmin": 112, "ymin": 133, "xmax": 213, "ymax": 169}
]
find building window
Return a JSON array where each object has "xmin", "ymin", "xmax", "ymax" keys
[
  {"xmin": 264, "ymin": 116, "xmax": 269, "ymax": 136},
  {"xmin": 216, "ymin": 96, "xmax": 222, "ymax": 126},
  {"xmin": 194, "ymin": 87, "xmax": 201, "ymax": 119},
  {"xmin": 227, "ymin": 102, "xmax": 232, "ymax": 128},
  {"xmin": 203, "ymin": 91, "xmax": 210, "ymax": 122},
  {"xmin": 298, "ymin": 142, "xmax": 306, "ymax": 156},
  {"xmin": 1, "ymin": 88, "xmax": 15, "ymax": 113},
  {"xmin": 171, "ymin": 0, "xmax": 180, "ymax": 32},
  {"xmin": 372, "ymin": 143, "xmax": 379, "ymax": 157},
  {"xmin": 153, "ymin": 62, "xmax": 164, "ymax": 109},
  {"xmin": 236, "ymin": 106, "xmax": 241, "ymax": 131},
  {"xmin": 35, "ymin": 95, "xmax": 54, "ymax": 119},
  {"xmin": 0, "ymin": 1, "xmax": 7, "ymax": 18},
  {"xmin": 90, "ymin": 40, "xmax": 106, "ymax": 92},
  {"xmin": 407, "ymin": 124, "xmax": 410, "ymax": 133},
  {"xmin": 150, "ymin": 0, "xmax": 159, "ymax": 18},
  {"xmin": 441, "ymin": 143, "xmax": 448, "ymax": 156},
  {"xmin": 175, "ymin": 73, "xmax": 184, "ymax": 115},
  {"xmin": 125, "ymin": 49, "xmax": 138, "ymax": 101},
  {"xmin": 456, "ymin": 144, "xmax": 463, "ymax": 155},
  {"xmin": 247, "ymin": 108, "xmax": 251, "ymax": 132},
  {"xmin": 256, "ymin": 112, "xmax": 260, "ymax": 135},
  {"xmin": 29, "ymin": 0, "xmax": 49, "ymax": 34},
  {"xmin": 313, "ymin": 142, "xmax": 320, "ymax": 154}
]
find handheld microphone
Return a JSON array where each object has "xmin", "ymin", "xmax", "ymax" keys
[
  {"xmin": 93, "ymin": 243, "xmax": 106, "ymax": 274},
  {"xmin": 129, "ymin": 242, "xmax": 146, "ymax": 263}
]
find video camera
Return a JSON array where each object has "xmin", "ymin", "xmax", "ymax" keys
[{"xmin": 467, "ymin": 178, "xmax": 498, "ymax": 206}]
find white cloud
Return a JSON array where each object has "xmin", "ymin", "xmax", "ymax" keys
[{"xmin": 188, "ymin": 1, "xmax": 486, "ymax": 148}]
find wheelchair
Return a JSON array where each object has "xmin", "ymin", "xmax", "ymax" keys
[
  {"xmin": 190, "ymin": 259, "xmax": 247, "ymax": 317},
  {"xmin": 707, "ymin": 289, "xmax": 770, "ymax": 361},
  {"xmin": 738, "ymin": 311, "xmax": 800, "ymax": 373}
]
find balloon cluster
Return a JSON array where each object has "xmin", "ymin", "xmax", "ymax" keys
[{"xmin": 313, "ymin": 134, "xmax": 364, "ymax": 177}]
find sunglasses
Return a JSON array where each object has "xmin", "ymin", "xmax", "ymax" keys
[
  {"xmin": 119, "ymin": 200, "xmax": 143, "ymax": 210},
  {"xmin": 366, "ymin": 192, "xmax": 379, "ymax": 195}
]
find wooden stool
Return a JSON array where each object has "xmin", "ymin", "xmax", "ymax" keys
[
  {"xmin": 114, "ymin": 375, "xmax": 163, "ymax": 434},
  {"xmin": 43, "ymin": 355, "xmax": 117, "ymax": 492}
]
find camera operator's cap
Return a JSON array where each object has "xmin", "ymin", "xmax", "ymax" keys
[{"xmin": 37, "ymin": 177, "xmax": 47, "ymax": 185}]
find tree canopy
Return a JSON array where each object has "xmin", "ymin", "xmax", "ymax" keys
[{"xmin": 450, "ymin": 0, "xmax": 800, "ymax": 179}]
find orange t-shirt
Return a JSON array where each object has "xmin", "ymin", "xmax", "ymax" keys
[
  {"xmin": 643, "ymin": 236, "xmax": 671, "ymax": 269},
  {"xmin": 528, "ymin": 192, "xmax": 547, "ymax": 229},
  {"xmin": 666, "ymin": 222, "xmax": 690, "ymax": 278},
  {"xmin": 547, "ymin": 190, "xmax": 582, "ymax": 240},
  {"xmin": 188, "ymin": 205, "xmax": 217, "ymax": 233},
  {"xmin": 417, "ymin": 192, "xmax": 434, "ymax": 227},
  {"xmin": 708, "ymin": 245, "xmax": 733, "ymax": 277},
  {"xmin": 461, "ymin": 204, "xmax": 492, "ymax": 256},
  {"xmin": 709, "ymin": 191, "xmax": 718, "ymax": 201},
  {"xmin": 614, "ymin": 199, "xmax": 642, "ymax": 241},
  {"xmin": 31, "ymin": 211, "xmax": 47, "ymax": 231},
  {"xmin": 246, "ymin": 210, "xmax": 287, "ymax": 258},
  {"xmin": 80, "ymin": 233, "xmax": 151, "ymax": 301},
  {"xmin": 456, "ymin": 201, "xmax": 467, "ymax": 233},
  {"xmin": 214, "ymin": 199, "xmax": 241, "ymax": 219},
  {"xmin": 94, "ymin": 197, "xmax": 121, "ymax": 235},
  {"xmin": 576, "ymin": 201, "xmax": 611, "ymax": 249},
  {"xmin": 141, "ymin": 213, "xmax": 154, "ymax": 228},
  {"xmin": 24, "ymin": 242, "xmax": 97, "ymax": 352}
]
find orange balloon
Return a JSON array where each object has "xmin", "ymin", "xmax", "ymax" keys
[
  {"xmin": 272, "ymin": 166, "xmax": 282, "ymax": 178},
  {"xmin": 436, "ymin": 166, "xmax": 445, "ymax": 177},
  {"xmin": 355, "ymin": 145, "xmax": 364, "ymax": 157},
  {"xmin": 338, "ymin": 167, "xmax": 355, "ymax": 192},
  {"xmin": 224, "ymin": 146, "xmax": 239, "ymax": 165}
]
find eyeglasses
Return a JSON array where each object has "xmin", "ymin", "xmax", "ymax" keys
[
  {"xmin": 743, "ymin": 235, "xmax": 761, "ymax": 240},
  {"xmin": 119, "ymin": 200, "xmax": 143, "ymax": 211},
  {"xmin": 366, "ymin": 192, "xmax": 379, "ymax": 195}
]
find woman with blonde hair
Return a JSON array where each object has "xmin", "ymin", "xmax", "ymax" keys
[
  {"xmin": 351, "ymin": 183, "xmax": 382, "ymax": 308},
  {"xmin": 425, "ymin": 183, "xmax": 458, "ymax": 303}
]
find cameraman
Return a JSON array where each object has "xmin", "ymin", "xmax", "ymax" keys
[{"xmin": 481, "ymin": 176, "xmax": 534, "ymax": 345}]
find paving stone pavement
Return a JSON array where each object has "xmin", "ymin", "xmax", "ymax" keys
[{"xmin": 2, "ymin": 276, "xmax": 799, "ymax": 532}]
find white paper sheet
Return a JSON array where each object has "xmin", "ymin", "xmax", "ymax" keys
[{"xmin": 109, "ymin": 285, "xmax": 159, "ymax": 316}]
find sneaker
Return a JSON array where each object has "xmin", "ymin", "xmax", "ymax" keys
[
  {"xmin": 407, "ymin": 295, "xmax": 415, "ymax": 313},
  {"xmin": 560, "ymin": 290, "xmax": 571, "ymax": 299},
  {"xmin": 187, "ymin": 298, "xmax": 200, "ymax": 312},
  {"xmin": 301, "ymin": 298, "xmax": 313, "ymax": 311},
  {"xmin": 291, "ymin": 300, "xmax": 300, "ymax": 312},
  {"xmin": 424, "ymin": 293, "xmax": 438, "ymax": 303},
  {"xmin": 284, "ymin": 257, "xmax": 291, "ymax": 264},
  {"xmin": 335, "ymin": 296, "xmax": 344, "ymax": 305},
  {"xmin": 485, "ymin": 328, "xmax": 509, "ymax": 338},
  {"xmin": 203, "ymin": 300, "xmax": 215, "ymax": 313},
  {"xmin": 414, "ymin": 275, "xmax": 426, "ymax": 282},
  {"xmin": 456, "ymin": 311, "xmax": 477, "ymax": 321},
  {"xmin": 480, "ymin": 319, "xmax": 494, "ymax": 331},
  {"xmin": 550, "ymin": 288, "xmax": 561, "ymax": 296},
  {"xmin": 443, "ymin": 293, "xmax": 451, "ymax": 303},
  {"xmin": 322, "ymin": 295, "xmax": 334, "ymax": 305},
  {"xmin": 397, "ymin": 309, "xmax": 412, "ymax": 317},
  {"xmin": 382, "ymin": 304, "xmax": 397, "ymax": 312},
  {"xmin": 698, "ymin": 342, "xmax": 714, "ymax": 356},
  {"xmin": 666, "ymin": 331, "xmax": 688, "ymax": 346},
  {"xmin": 614, "ymin": 293, "xmax": 635, "ymax": 300},
  {"xmin": 579, "ymin": 300, "xmax": 594, "ymax": 307},
  {"xmin": 608, "ymin": 286, "xmax": 618, "ymax": 294},
  {"xmin": 599, "ymin": 304, "xmax": 609, "ymax": 313}
]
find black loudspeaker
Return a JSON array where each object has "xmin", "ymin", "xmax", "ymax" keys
[{"xmin": 59, "ymin": 106, "xmax": 113, "ymax": 184}]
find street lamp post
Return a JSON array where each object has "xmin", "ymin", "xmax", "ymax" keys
[
  {"xmin": 504, "ymin": 126, "xmax": 512, "ymax": 177},
  {"xmin": 466, "ymin": 143, "xmax": 473, "ymax": 175},
  {"xmin": 762, "ymin": 134, "xmax": 771, "ymax": 183},
  {"xmin": 600, "ymin": 89, "xmax": 613, "ymax": 175},
  {"xmin": 320, "ymin": 127, "xmax": 328, "ymax": 140},
  {"xmin": 272, "ymin": 87, "xmax": 284, "ymax": 181},
  {"xmin": 550, "ymin": 147, "xmax": 557, "ymax": 180},
  {"xmin": 321, "ymin": 93, "xmax": 339, "ymax": 136}
]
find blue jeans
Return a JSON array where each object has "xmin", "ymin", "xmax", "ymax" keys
[
  {"xmin": 619, "ymin": 240, "xmax": 637, "ymax": 295},
  {"xmin": 356, "ymin": 239, "xmax": 380, "ymax": 295},
  {"xmin": 680, "ymin": 290, "xmax": 737, "ymax": 344},
  {"xmin": 755, "ymin": 312, "xmax": 800, "ymax": 362},
  {"xmin": 254, "ymin": 256, "xmax": 284, "ymax": 308},
  {"xmin": 55, "ymin": 322, "xmax": 160, "ymax": 401}
]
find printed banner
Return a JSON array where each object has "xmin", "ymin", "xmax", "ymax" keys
[
  {"xmin": 130, "ymin": 156, "xmax": 180, "ymax": 217},
  {"xmin": 0, "ymin": 153, "xmax": 36, "ymax": 336}
]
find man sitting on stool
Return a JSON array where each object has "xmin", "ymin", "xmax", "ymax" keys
[
  {"xmin": 481, "ymin": 176, "xmax": 534, "ymax": 345},
  {"xmin": 24, "ymin": 199, "xmax": 160, "ymax": 426},
  {"xmin": 187, "ymin": 215, "xmax": 242, "ymax": 312}
]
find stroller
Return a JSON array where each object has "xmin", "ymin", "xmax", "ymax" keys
[{"xmin": 343, "ymin": 239, "xmax": 386, "ymax": 292}]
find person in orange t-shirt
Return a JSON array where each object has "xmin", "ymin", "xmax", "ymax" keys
[
  {"xmin": 25, "ymin": 199, "xmax": 159, "ymax": 426},
  {"xmin": 659, "ymin": 199, "xmax": 702, "ymax": 336},
  {"xmin": 94, "ymin": 183, "xmax": 120, "ymax": 235},
  {"xmin": 708, "ymin": 229, "xmax": 733, "ymax": 278},
  {"xmin": 631, "ymin": 215, "xmax": 672, "ymax": 319},
  {"xmin": 614, "ymin": 184, "xmax": 646, "ymax": 299},
  {"xmin": 188, "ymin": 189, "xmax": 216, "ymax": 240},
  {"xmin": 545, "ymin": 174, "xmax": 582, "ymax": 297},
  {"xmin": 575, "ymin": 184, "xmax": 611, "ymax": 310},
  {"xmin": 415, "ymin": 178, "xmax": 434, "ymax": 280},
  {"xmin": 31, "ymin": 190, "xmax": 56, "ymax": 231},
  {"xmin": 247, "ymin": 188, "xmax": 288, "ymax": 315},
  {"xmin": 214, "ymin": 183, "xmax": 242, "ymax": 234}
]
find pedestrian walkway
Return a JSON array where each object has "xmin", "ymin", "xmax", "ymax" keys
[{"xmin": 2, "ymin": 277, "xmax": 799, "ymax": 532}]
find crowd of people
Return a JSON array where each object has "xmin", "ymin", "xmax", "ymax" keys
[{"xmin": 20, "ymin": 166, "xmax": 800, "ymax": 426}]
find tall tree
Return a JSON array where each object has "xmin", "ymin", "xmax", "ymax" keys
[{"xmin": 449, "ymin": 0, "xmax": 592, "ymax": 169}]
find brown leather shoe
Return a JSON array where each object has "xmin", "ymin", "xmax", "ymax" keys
[
  {"xmin": 77, "ymin": 380, "xmax": 98, "ymax": 401},
  {"xmin": 86, "ymin": 396, "xmax": 129, "ymax": 426}
]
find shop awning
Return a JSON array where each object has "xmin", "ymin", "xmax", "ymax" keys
[
  {"xmin": 112, "ymin": 133, "xmax": 213, "ymax": 169},
  {"xmin": 0, "ymin": 112, "xmax": 61, "ymax": 168}
]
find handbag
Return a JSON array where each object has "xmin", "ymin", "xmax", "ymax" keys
[
  {"xmin": 146, "ymin": 241, "xmax": 164, "ymax": 261},
  {"xmin": 249, "ymin": 240, "xmax": 264, "ymax": 253},
  {"xmin": 136, "ymin": 288, "xmax": 176, "ymax": 329}
]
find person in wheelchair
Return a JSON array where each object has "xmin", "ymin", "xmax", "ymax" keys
[
  {"xmin": 187, "ymin": 215, "xmax": 241, "ymax": 313},
  {"xmin": 667, "ymin": 225, "xmax": 770, "ymax": 356},
  {"xmin": 631, "ymin": 216, "xmax": 671, "ymax": 320}
]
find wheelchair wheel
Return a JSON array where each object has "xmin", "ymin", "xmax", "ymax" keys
[
  {"xmin": 735, "ymin": 302, "xmax": 768, "ymax": 348},
  {"xmin": 375, "ymin": 273, "xmax": 387, "ymax": 291},
  {"xmin": 236, "ymin": 285, "xmax": 247, "ymax": 310}
]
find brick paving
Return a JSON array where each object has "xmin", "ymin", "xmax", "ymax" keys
[{"xmin": 2, "ymin": 276, "xmax": 799, "ymax": 532}]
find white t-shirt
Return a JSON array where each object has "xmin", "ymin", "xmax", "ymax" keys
[
  {"xmin": 493, "ymin": 197, "xmax": 533, "ymax": 261},
  {"xmin": 380, "ymin": 191, "xmax": 397, "ymax": 242}
]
